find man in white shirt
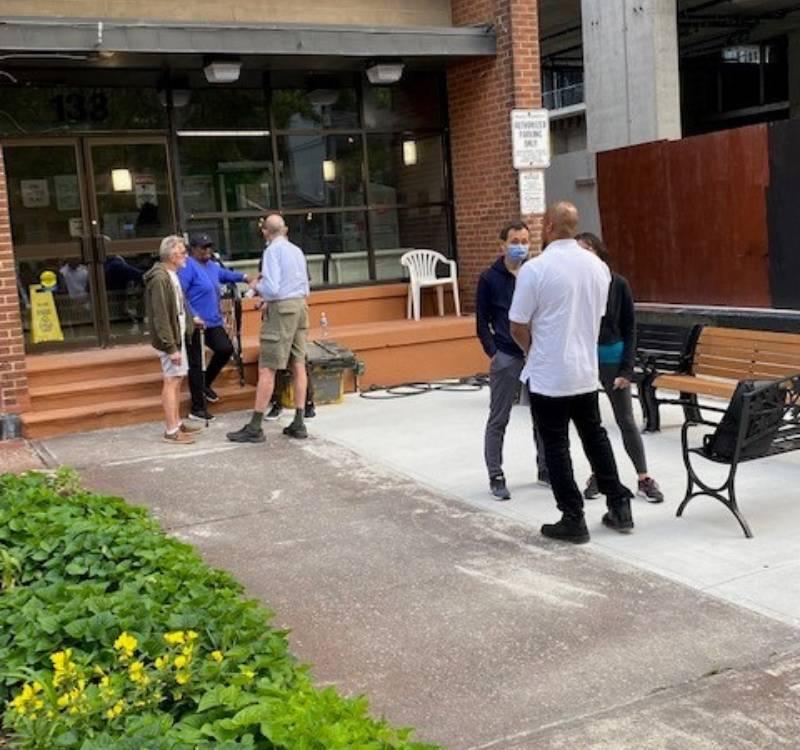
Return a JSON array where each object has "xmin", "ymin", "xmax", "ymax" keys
[
  {"xmin": 227, "ymin": 214, "xmax": 311, "ymax": 443},
  {"xmin": 509, "ymin": 202, "xmax": 633, "ymax": 544}
]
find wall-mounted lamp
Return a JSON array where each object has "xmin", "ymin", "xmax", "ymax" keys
[
  {"xmin": 204, "ymin": 59, "xmax": 241, "ymax": 84},
  {"xmin": 322, "ymin": 160, "xmax": 336, "ymax": 182},
  {"xmin": 111, "ymin": 168, "xmax": 132, "ymax": 192},
  {"xmin": 366, "ymin": 61, "xmax": 404, "ymax": 85},
  {"xmin": 402, "ymin": 139, "xmax": 418, "ymax": 166}
]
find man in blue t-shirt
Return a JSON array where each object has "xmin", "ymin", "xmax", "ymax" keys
[{"xmin": 178, "ymin": 233, "xmax": 252, "ymax": 422}]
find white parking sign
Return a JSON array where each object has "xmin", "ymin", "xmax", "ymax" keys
[{"xmin": 511, "ymin": 109, "xmax": 550, "ymax": 169}]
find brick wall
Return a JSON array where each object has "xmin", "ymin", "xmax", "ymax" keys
[
  {"xmin": 448, "ymin": 0, "xmax": 543, "ymax": 310},
  {"xmin": 0, "ymin": 149, "xmax": 30, "ymax": 413}
]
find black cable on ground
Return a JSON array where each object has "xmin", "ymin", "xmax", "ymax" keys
[{"xmin": 358, "ymin": 374, "xmax": 489, "ymax": 400}]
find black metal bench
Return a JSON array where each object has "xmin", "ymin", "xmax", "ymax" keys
[
  {"xmin": 679, "ymin": 374, "xmax": 800, "ymax": 538},
  {"xmin": 634, "ymin": 323, "xmax": 701, "ymax": 432}
]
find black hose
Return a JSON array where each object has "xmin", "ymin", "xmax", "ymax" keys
[{"xmin": 358, "ymin": 374, "xmax": 489, "ymax": 400}]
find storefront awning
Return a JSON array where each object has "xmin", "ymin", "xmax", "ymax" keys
[{"xmin": 0, "ymin": 16, "xmax": 496, "ymax": 59}]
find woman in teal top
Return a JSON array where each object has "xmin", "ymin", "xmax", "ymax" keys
[{"xmin": 576, "ymin": 233, "xmax": 664, "ymax": 504}]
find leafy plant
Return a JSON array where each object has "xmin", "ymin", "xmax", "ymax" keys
[{"xmin": 0, "ymin": 471, "xmax": 437, "ymax": 749}]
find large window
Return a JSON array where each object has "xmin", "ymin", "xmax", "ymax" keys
[{"xmin": 177, "ymin": 73, "xmax": 451, "ymax": 287}]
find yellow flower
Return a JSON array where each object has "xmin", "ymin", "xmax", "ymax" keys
[
  {"xmin": 186, "ymin": 630, "xmax": 199, "ymax": 642},
  {"xmin": 155, "ymin": 656, "xmax": 169, "ymax": 670},
  {"xmin": 128, "ymin": 661, "xmax": 149, "ymax": 685},
  {"xmin": 114, "ymin": 632, "xmax": 138, "ymax": 659},
  {"xmin": 163, "ymin": 631, "xmax": 185, "ymax": 646},
  {"xmin": 181, "ymin": 644, "xmax": 194, "ymax": 657},
  {"xmin": 11, "ymin": 681, "xmax": 47, "ymax": 715},
  {"xmin": 57, "ymin": 693, "xmax": 71, "ymax": 708},
  {"xmin": 173, "ymin": 654, "xmax": 187, "ymax": 669},
  {"xmin": 210, "ymin": 650, "xmax": 224, "ymax": 663},
  {"xmin": 105, "ymin": 699, "xmax": 125, "ymax": 719},
  {"xmin": 175, "ymin": 671, "xmax": 190, "ymax": 685},
  {"xmin": 51, "ymin": 649, "xmax": 73, "ymax": 672},
  {"xmin": 240, "ymin": 668, "xmax": 255, "ymax": 682}
]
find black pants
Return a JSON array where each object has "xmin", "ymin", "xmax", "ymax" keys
[
  {"xmin": 530, "ymin": 390, "xmax": 632, "ymax": 519},
  {"xmin": 187, "ymin": 326, "xmax": 234, "ymax": 412}
]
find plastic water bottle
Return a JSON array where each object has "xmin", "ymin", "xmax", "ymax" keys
[{"xmin": 320, "ymin": 312, "xmax": 329, "ymax": 339}]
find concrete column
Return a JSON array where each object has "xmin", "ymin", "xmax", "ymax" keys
[
  {"xmin": 789, "ymin": 32, "xmax": 800, "ymax": 121},
  {"xmin": 582, "ymin": 0, "xmax": 681, "ymax": 153}
]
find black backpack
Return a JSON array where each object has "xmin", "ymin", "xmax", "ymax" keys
[{"xmin": 704, "ymin": 379, "xmax": 786, "ymax": 461}]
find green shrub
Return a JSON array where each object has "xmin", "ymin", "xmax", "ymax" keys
[{"xmin": 0, "ymin": 470, "xmax": 438, "ymax": 750}]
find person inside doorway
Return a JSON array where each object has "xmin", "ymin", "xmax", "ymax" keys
[{"xmin": 178, "ymin": 232, "xmax": 251, "ymax": 422}]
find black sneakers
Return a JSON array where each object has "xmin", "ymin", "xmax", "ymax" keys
[
  {"xmin": 283, "ymin": 422, "xmax": 308, "ymax": 439},
  {"xmin": 583, "ymin": 474, "xmax": 600, "ymax": 499},
  {"xmin": 541, "ymin": 515, "xmax": 590, "ymax": 544},
  {"xmin": 489, "ymin": 475, "xmax": 511, "ymax": 501},
  {"xmin": 226, "ymin": 425, "xmax": 266, "ymax": 443},
  {"xmin": 602, "ymin": 497, "xmax": 635, "ymax": 533},
  {"xmin": 189, "ymin": 409, "xmax": 215, "ymax": 422},
  {"xmin": 304, "ymin": 403, "xmax": 316, "ymax": 419},
  {"xmin": 637, "ymin": 477, "xmax": 664, "ymax": 503},
  {"xmin": 265, "ymin": 403, "xmax": 282, "ymax": 421},
  {"xmin": 204, "ymin": 386, "xmax": 219, "ymax": 403}
]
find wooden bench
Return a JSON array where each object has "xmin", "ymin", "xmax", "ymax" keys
[
  {"xmin": 680, "ymin": 374, "xmax": 800, "ymax": 537},
  {"xmin": 645, "ymin": 326, "xmax": 800, "ymax": 428}
]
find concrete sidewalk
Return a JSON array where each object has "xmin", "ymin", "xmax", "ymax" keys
[{"xmin": 38, "ymin": 405, "xmax": 800, "ymax": 749}]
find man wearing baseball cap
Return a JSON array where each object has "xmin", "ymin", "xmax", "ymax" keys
[{"xmin": 178, "ymin": 232, "xmax": 252, "ymax": 422}]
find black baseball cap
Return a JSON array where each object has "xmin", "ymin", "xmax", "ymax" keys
[{"xmin": 188, "ymin": 232, "xmax": 214, "ymax": 248}]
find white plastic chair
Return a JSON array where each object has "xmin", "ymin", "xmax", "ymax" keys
[{"xmin": 400, "ymin": 249, "xmax": 461, "ymax": 322}]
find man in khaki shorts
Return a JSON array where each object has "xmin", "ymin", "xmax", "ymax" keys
[
  {"xmin": 144, "ymin": 235, "xmax": 202, "ymax": 444},
  {"xmin": 227, "ymin": 214, "xmax": 310, "ymax": 443}
]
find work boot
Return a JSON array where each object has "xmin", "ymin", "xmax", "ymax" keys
[
  {"xmin": 226, "ymin": 424, "xmax": 266, "ymax": 443},
  {"xmin": 602, "ymin": 497, "xmax": 635, "ymax": 533},
  {"xmin": 583, "ymin": 474, "xmax": 600, "ymax": 499},
  {"xmin": 540, "ymin": 515, "xmax": 590, "ymax": 544},
  {"xmin": 283, "ymin": 422, "xmax": 308, "ymax": 439},
  {"xmin": 489, "ymin": 475, "xmax": 511, "ymax": 501},
  {"xmin": 304, "ymin": 403, "xmax": 316, "ymax": 419}
]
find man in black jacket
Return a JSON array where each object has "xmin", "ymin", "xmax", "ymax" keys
[{"xmin": 476, "ymin": 221, "xmax": 547, "ymax": 501}]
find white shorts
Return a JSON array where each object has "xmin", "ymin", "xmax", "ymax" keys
[{"xmin": 157, "ymin": 342, "xmax": 188, "ymax": 377}]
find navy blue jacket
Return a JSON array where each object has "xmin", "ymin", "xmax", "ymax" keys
[{"xmin": 476, "ymin": 257, "xmax": 524, "ymax": 359}]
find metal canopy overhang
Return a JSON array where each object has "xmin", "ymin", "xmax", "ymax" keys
[{"xmin": 0, "ymin": 16, "xmax": 497, "ymax": 59}]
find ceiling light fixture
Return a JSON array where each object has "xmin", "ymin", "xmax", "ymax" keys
[
  {"xmin": 204, "ymin": 58, "xmax": 242, "ymax": 84},
  {"xmin": 111, "ymin": 169, "xmax": 133, "ymax": 192},
  {"xmin": 366, "ymin": 61, "xmax": 404, "ymax": 85}
]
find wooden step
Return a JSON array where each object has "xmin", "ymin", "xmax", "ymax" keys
[
  {"xmin": 22, "ymin": 383, "xmax": 256, "ymax": 439},
  {"xmin": 26, "ymin": 345, "xmax": 158, "ymax": 389}
]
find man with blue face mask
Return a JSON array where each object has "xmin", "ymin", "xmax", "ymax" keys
[{"xmin": 476, "ymin": 221, "xmax": 547, "ymax": 501}]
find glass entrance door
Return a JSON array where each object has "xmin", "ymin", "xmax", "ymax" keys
[
  {"xmin": 4, "ymin": 137, "xmax": 175, "ymax": 350},
  {"xmin": 86, "ymin": 139, "xmax": 175, "ymax": 343},
  {"xmin": 5, "ymin": 141, "xmax": 100, "ymax": 348}
]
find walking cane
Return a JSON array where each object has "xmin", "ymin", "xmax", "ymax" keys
[{"xmin": 200, "ymin": 327, "xmax": 209, "ymax": 428}]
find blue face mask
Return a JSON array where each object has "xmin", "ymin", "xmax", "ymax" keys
[{"xmin": 506, "ymin": 244, "xmax": 528, "ymax": 263}]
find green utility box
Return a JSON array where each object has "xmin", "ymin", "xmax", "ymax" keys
[{"xmin": 278, "ymin": 340, "xmax": 361, "ymax": 407}]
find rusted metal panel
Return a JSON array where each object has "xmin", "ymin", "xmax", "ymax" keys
[{"xmin": 597, "ymin": 125, "xmax": 771, "ymax": 307}]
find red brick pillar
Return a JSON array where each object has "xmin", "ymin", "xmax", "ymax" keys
[
  {"xmin": 448, "ymin": 0, "xmax": 542, "ymax": 311},
  {"xmin": 0, "ymin": 149, "xmax": 30, "ymax": 415}
]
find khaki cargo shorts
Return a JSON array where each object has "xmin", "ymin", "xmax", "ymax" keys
[{"xmin": 259, "ymin": 297, "xmax": 308, "ymax": 370}]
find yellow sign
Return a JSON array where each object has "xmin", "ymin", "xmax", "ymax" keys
[
  {"xmin": 39, "ymin": 270, "xmax": 58, "ymax": 289},
  {"xmin": 30, "ymin": 284, "xmax": 64, "ymax": 343}
]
